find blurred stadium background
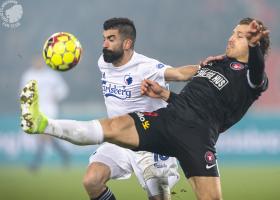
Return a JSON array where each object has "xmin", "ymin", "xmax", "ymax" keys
[{"xmin": 0, "ymin": 0, "xmax": 280, "ymax": 199}]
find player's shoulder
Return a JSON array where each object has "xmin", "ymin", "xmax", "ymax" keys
[
  {"xmin": 135, "ymin": 52, "xmax": 159, "ymax": 65},
  {"xmin": 134, "ymin": 52, "xmax": 169, "ymax": 70}
]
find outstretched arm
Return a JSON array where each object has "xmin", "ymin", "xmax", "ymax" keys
[
  {"xmin": 164, "ymin": 55, "xmax": 227, "ymax": 82},
  {"xmin": 164, "ymin": 65, "xmax": 200, "ymax": 81}
]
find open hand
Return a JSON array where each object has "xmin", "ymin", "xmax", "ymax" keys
[
  {"xmin": 246, "ymin": 20, "xmax": 270, "ymax": 46},
  {"xmin": 200, "ymin": 54, "xmax": 226, "ymax": 67}
]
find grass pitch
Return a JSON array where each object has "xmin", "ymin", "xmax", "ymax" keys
[{"xmin": 0, "ymin": 165, "xmax": 279, "ymax": 199}]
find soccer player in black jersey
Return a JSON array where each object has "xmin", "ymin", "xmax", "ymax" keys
[{"xmin": 21, "ymin": 17, "xmax": 270, "ymax": 200}]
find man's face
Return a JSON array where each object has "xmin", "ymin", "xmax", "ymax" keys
[
  {"xmin": 102, "ymin": 29, "xmax": 124, "ymax": 63},
  {"xmin": 226, "ymin": 24, "xmax": 249, "ymax": 62}
]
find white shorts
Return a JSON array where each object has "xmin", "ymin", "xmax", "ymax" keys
[{"xmin": 89, "ymin": 143, "xmax": 180, "ymax": 196}]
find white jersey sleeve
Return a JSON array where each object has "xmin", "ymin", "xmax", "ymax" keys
[{"xmin": 141, "ymin": 61, "xmax": 171, "ymax": 87}]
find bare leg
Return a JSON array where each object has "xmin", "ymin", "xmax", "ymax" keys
[
  {"xmin": 83, "ymin": 162, "xmax": 111, "ymax": 198},
  {"xmin": 100, "ymin": 115, "xmax": 139, "ymax": 149},
  {"xmin": 188, "ymin": 176, "xmax": 222, "ymax": 200}
]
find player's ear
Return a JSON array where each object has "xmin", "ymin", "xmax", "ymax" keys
[{"xmin": 123, "ymin": 39, "xmax": 132, "ymax": 50}]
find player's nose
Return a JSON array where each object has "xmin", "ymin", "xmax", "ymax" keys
[
  {"xmin": 103, "ymin": 40, "xmax": 109, "ymax": 48},
  {"xmin": 228, "ymin": 35, "xmax": 235, "ymax": 43}
]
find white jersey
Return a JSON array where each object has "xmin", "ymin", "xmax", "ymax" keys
[
  {"xmin": 90, "ymin": 52, "xmax": 179, "ymax": 196},
  {"xmin": 98, "ymin": 52, "xmax": 170, "ymax": 118}
]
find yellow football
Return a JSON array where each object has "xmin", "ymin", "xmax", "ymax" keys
[{"xmin": 42, "ymin": 32, "xmax": 82, "ymax": 71}]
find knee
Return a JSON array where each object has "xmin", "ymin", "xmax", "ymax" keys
[
  {"xmin": 83, "ymin": 168, "xmax": 108, "ymax": 191},
  {"xmin": 83, "ymin": 163, "xmax": 111, "ymax": 190},
  {"xmin": 101, "ymin": 115, "xmax": 134, "ymax": 140},
  {"xmin": 83, "ymin": 171, "xmax": 100, "ymax": 190},
  {"xmin": 106, "ymin": 119, "xmax": 119, "ymax": 139}
]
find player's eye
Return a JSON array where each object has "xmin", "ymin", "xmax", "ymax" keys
[{"xmin": 237, "ymin": 32, "xmax": 245, "ymax": 38}]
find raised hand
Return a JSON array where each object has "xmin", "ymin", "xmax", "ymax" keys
[{"xmin": 246, "ymin": 20, "xmax": 270, "ymax": 46}]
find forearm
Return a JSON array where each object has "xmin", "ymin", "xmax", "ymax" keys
[
  {"xmin": 248, "ymin": 45, "xmax": 265, "ymax": 86},
  {"xmin": 165, "ymin": 65, "xmax": 200, "ymax": 81},
  {"xmin": 179, "ymin": 64, "xmax": 201, "ymax": 81}
]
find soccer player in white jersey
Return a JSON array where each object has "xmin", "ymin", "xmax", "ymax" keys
[{"xmin": 83, "ymin": 17, "xmax": 195, "ymax": 200}]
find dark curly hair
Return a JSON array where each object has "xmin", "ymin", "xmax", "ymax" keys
[{"xmin": 103, "ymin": 17, "xmax": 136, "ymax": 48}]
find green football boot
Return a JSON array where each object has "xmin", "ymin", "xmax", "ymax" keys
[{"xmin": 20, "ymin": 80, "xmax": 48, "ymax": 134}]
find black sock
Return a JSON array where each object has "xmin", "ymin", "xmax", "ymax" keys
[{"xmin": 91, "ymin": 187, "xmax": 116, "ymax": 200}]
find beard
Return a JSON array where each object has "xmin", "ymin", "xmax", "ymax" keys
[{"xmin": 103, "ymin": 48, "xmax": 124, "ymax": 63}]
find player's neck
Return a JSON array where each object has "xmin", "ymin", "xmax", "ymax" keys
[
  {"xmin": 235, "ymin": 54, "xmax": 248, "ymax": 63},
  {"xmin": 113, "ymin": 50, "xmax": 134, "ymax": 67}
]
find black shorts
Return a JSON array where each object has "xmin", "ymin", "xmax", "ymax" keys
[{"xmin": 129, "ymin": 108, "xmax": 220, "ymax": 178}]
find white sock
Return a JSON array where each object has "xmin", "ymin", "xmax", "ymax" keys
[
  {"xmin": 45, "ymin": 119, "xmax": 104, "ymax": 145},
  {"xmin": 146, "ymin": 177, "xmax": 170, "ymax": 198}
]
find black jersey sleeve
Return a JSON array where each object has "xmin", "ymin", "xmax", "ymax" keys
[{"xmin": 248, "ymin": 45, "xmax": 265, "ymax": 87}]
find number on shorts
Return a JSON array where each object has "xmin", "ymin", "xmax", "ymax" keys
[{"xmin": 154, "ymin": 153, "xmax": 169, "ymax": 162}]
